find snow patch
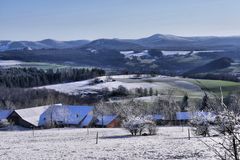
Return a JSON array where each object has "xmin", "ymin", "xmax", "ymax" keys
[
  {"xmin": 120, "ymin": 50, "xmax": 149, "ymax": 59},
  {"xmin": 86, "ymin": 48, "xmax": 97, "ymax": 53},
  {"xmin": 0, "ymin": 60, "xmax": 23, "ymax": 66},
  {"xmin": 161, "ymin": 50, "xmax": 224, "ymax": 56},
  {"xmin": 162, "ymin": 51, "xmax": 191, "ymax": 56},
  {"xmin": 192, "ymin": 50, "xmax": 224, "ymax": 54}
]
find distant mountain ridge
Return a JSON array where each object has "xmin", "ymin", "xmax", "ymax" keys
[
  {"xmin": 1, "ymin": 34, "xmax": 240, "ymax": 51},
  {"xmin": 0, "ymin": 39, "xmax": 90, "ymax": 51}
]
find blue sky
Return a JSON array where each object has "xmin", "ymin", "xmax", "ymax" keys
[{"xmin": 0, "ymin": 0, "xmax": 240, "ymax": 40}]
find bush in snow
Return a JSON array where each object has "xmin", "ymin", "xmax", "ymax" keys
[
  {"xmin": 145, "ymin": 121, "xmax": 157, "ymax": 135},
  {"xmin": 190, "ymin": 112, "xmax": 215, "ymax": 137},
  {"xmin": 0, "ymin": 119, "xmax": 10, "ymax": 128},
  {"xmin": 123, "ymin": 116, "xmax": 144, "ymax": 135},
  {"xmin": 212, "ymin": 109, "xmax": 240, "ymax": 160},
  {"xmin": 123, "ymin": 116, "xmax": 157, "ymax": 136},
  {"xmin": 215, "ymin": 110, "xmax": 239, "ymax": 135}
]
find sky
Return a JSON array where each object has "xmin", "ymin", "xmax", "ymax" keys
[{"xmin": 0, "ymin": 0, "xmax": 240, "ymax": 41}]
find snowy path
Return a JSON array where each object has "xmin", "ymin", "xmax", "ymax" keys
[{"xmin": 0, "ymin": 127, "xmax": 216, "ymax": 160}]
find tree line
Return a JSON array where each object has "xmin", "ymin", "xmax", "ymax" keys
[
  {"xmin": 183, "ymin": 73, "xmax": 239, "ymax": 82},
  {"xmin": 0, "ymin": 67, "xmax": 105, "ymax": 88},
  {"xmin": 0, "ymin": 87, "xmax": 102, "ymax": 109}
]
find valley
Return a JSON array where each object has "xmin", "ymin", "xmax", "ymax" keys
[{"xmin": 1, "ymin": 34, "xmax": 240, "ymax": 80}]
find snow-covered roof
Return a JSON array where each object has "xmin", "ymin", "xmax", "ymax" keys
[
  {"xmin": 15, "ymin": 105, "xmax": 94, "ymax": 127},
  {"xmin": 80, "ymin": 111, "xmax": 93, "ymax": 127},
  {"xmin": 15, "ymin": 105, "xmax": 51, "ymax": 127},
  {"xmin": 152, "ymin": 114, "xmax": 164, "ymax": 120},
  {"xmin": 96, "ymin": 115, "xmax": 118, "ymax": 126},
  {"xmin": 176, "ymin": 112, "xmax": 191, "ymax": 120},
  {"xmin": 0, "ymin": 110, "xmax": 13, "ymax": 120},
  {"xmin": 62, "ymin": 105, "xmax": 94, "ymax": 125},
  {"xmin": 176, "ymin": 112, "xmax": 216, "ymax": 120}
]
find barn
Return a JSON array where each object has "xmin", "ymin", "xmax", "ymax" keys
[
  {"xmin": 95, "ymin": 115, "xmax": 121, "ymax": 128},
  {"xmin": 7, "ymin": 104, "xmax": 94, "ymax": 128}
]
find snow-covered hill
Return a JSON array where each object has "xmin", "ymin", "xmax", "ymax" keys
[{"xmin": 37, "ymin": 75, "xmax": 203, "ymax": 97}]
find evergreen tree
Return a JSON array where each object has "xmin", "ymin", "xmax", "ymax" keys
[
  {"xmin": 200, "ymin": 93, "xmax": 209, "ymax": 111},
  {"xmin": 180, "ymin": 94, "xmax": 189, "ymax": 112},
  {"xmin": 149, "ymin": 88, "xmax": 153, "ymax": 96}
]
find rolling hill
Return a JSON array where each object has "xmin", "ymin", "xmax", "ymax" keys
[
  {"xmin": 1, "ymin": 34, "xmax": 240, "ymax": 78},
  {"xmin": 184, "ymin": 57, "xmax": 234, "ymax": 75}
]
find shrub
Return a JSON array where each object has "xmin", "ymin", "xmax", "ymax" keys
[
  {"xmin": 123, "ymin": 116, "xmax": 157, "ymax": 136},
  {"xmin": 190, "ymin": 112, "xmax": 215, "ymax": 137},
  {"xmin": 0, "ymin": 119, "xmax": 10, "ymax": 128}
]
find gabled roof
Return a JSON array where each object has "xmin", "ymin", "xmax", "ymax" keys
[
  {"xmin": 14, "ymin": 104, "xmax": 94, "ymax": 127},
  {"xmin": 80, "ymin": 111, "xmax": 94, "ymax": 127},
  {"xmin": 176, "ymin": 112, "xmax": 191, "ymax": 120},
  {"xmin": 176, "ymin": 112, "xmax": 216, "ymax": 120},
  {"xmin": 62, "ymin": 105, "xmax": 94, "ymax": 125},
  {"xmin": 15, "ymin": 105, "xmax": 51, "ymax": 127},
  {"xmin": 96, "ymin": 115, "xmax": 118, "ymax": 126},
  {"xmin": 0, "ymin": 110, "xmax": 13, "ymax": 120},
  {"xmin": 152, "ymin": 114, "xmax": 164, "ymax": 120}
]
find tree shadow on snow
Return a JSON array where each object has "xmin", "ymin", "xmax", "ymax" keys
[{"xmin": 101, "ymin": 134, "xmax": 138, "ymax": 139}]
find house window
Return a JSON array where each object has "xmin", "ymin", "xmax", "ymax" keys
[
  {"xmin": 76, "ymin": 114, "xmax": 79, "ymax": 118},
  {"xmin": 43, "ymin": 118, "xmax": 46, "ymax": 121}
]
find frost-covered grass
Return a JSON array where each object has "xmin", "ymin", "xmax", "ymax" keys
[
  {"xmin": 190, "ymin": 79, "xmax": 240, "ymax": 96},
  {"xmin": 0, "ymin": 126, "xmax": 217, "ymax": 160}
]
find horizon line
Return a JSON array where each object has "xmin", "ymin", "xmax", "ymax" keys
[{"xmin": 2, "ymin": 33, "xmax": 240, "ymax": 42}]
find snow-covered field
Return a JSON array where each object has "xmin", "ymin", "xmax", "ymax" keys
[
  {"xmin": 38, "ymin": 75, "xmax": 203, "ymax": 97},
  {"xmin": 0, "ymin": 60, "xmax": 23, "ymax": 66},
  {"xmin": 0, "ymin": 127, "xmax": 217, "ymax": 160}
]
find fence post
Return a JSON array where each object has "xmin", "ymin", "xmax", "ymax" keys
[
  {"xmin": 181, "ymin": 122, "xmax": 184, "ymax": 132},
  {"xmin": 32, "ymin": 126, "xmax": 35, "ymax": 137},
  {"xmin": 96, "ymin": 132, "xmax": 98, "ymax": 144},
  {"xmin": 188, "ymin": 128, "xmax": 190, "ymax": 140}
]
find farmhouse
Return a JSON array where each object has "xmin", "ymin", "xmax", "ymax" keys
[
  {"xmin": 95, "ymin": 115, "xmax": 121, "ymax": 128},
  {"xmin": 7, "ymin": 104, "xmax": 94, "ymax": 128}
]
